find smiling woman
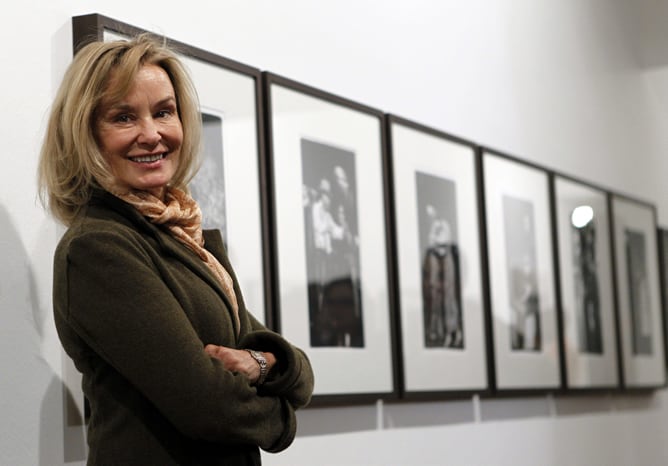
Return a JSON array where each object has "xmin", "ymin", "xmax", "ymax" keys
[{"xmin": 37, "ymin": 34, "xmax": 313, "ymax": 466}]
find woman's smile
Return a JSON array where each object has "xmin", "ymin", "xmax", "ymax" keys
[{"xmin": 130, "ymin": 152, "xmax": 167, "ymax": 164}]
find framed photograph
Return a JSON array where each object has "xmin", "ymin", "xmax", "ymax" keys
[
  {"xmin": 73, "ymin": 14, "xmax": 271, "ymax": 325},
  {"xmin": 552, "ymin": 175, "xmax": 619, "ymax": 389},
  {"xmin": 264, "ymin": 72, "xmax": 397, "ymax": 404},
  {"xmin": 611, "ymin": 194, "xmax": 666, "ymax": 388},
  {"xmin": 482, "ymin": 149, "xmax": 561, "ymax": 392},
  {"xmin": 386, "ymin": 115, "xmax": 489, "ymax": 398},
  {"xmin": 658, "ymin": 228, "xmax": 668, "ymax": 374}
]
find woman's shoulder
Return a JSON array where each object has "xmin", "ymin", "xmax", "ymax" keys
[
  {"xmin": 56, "ymin": 198, "xmax": 150, "ymax": 258},
  {"xmin": 69, "ymin": 202, "xmax": 139, "ymax": 237}
]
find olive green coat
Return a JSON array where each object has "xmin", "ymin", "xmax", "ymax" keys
[{"xmin": 53, "ymin": 190, "xmax": 314, "ymax": 465}]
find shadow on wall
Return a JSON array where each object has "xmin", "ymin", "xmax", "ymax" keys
[{"xmin": 0, "ymin": 203, "xmax": 86, "ymax": 465}]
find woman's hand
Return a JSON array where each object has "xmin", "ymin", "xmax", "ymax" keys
[{"xmin": 204, "ymin": 344, "xmax": 276, "ymax": 384}]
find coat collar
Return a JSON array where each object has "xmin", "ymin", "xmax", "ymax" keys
[{"xmin": 89, "ymin": 189, "xmax": 240, "ymax": 337}]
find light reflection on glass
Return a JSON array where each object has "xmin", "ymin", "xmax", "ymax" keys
[{"xmin": 571, "ymin": 205, "xmax": 594, "ymax": 228}]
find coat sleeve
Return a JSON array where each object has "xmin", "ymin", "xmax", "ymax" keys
[
  {"xmin": 56, "ymin": 226, "xmax": 298, "ymax": 452},
  {"xmin": 240, "ymin": 316, "xmax": 314, "ymax": 408},
  {"xmin": 201, "ymin": 228, "xmax": 314, "ymax": 410}
]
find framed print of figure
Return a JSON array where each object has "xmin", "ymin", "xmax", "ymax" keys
[
  {"xmin": 264, "ymin": 72, "xmax": 397, "ymax": 404},
  {"xmin": 611, "ymin": 194, "xmax": 666, "ymax": 389},
  {"xmin": 387, "ymin": 115, "xmax": 489, "ymax": 398},
  {"xmin": 553, "ymin": 175, "xmax": 619, "ymax": 390},
  {"xmin": 482, "ymin": 149, "xmax": 561, "ymax": 392}
]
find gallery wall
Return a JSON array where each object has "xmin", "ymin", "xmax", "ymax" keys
[{"xmin": 3, "ymin": 1, "xmax": 668, "ymax": 465}]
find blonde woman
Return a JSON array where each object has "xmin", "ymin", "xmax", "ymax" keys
[{"xmin": 39, "ymin": 34, "xmax": 313, "ymax": 466}]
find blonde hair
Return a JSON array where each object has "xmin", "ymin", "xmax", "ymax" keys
[{"xmin": 38, "ymin": 33, "xmax": 202, "ymax": 225}]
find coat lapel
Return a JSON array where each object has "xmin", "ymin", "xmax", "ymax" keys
[
  {"xmin": 93, "ymin": 190, "xmax": 239, "ymax": 334},
  {"xmin": 151, "ymin": 225, "xmax": 239, "ymax": 330}
]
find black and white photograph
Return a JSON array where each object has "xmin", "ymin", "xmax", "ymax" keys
[
  {"xmin": 266, "ymin": 73, "xmax": 396, "ymax": 403},
  {"xmin": 483, "ymin": 149, "xmax": 560, "ymax": 391},
  {"xmin": 502, "ymin": 194, "xmax": 542, "ymax": 352},
  {"xmin": 612, "ymin": 194, "xmax": 666, "ymax": 388},
  {"xmin": 388, "ymin": 115, "xmax": 488, "ymax": 397},
  {"xmin": 189, "ymin": 111, "xmax": 227, "ymax": 239},
  {"xmin": 570, "ymin": 206, "xmax": 603, "ymax": 354},
  {"xmin": 625, "ymin": 228, "xmax": 653, "ymax": 355},
  {"xmin": 301, "ymin": 138, "xmax": 364, "ymax": 348},
  {"xmin": 415, "ymin": 171, "xmax": 463, "ymax": 349},
  {"xmin": 553, "ymin": 176, "xmax": 619, "ymax": 389}
]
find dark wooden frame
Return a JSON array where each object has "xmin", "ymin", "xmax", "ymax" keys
[
  {"xmin": 657, "ymin": 227, "xmax": 668, "ymax": 381},
  {"xmin": 479, "ymin": 147, "xmax": 563, "ymax": 395},
  {"xmin": 550, "ymin": 173, "xmax": 621, "ymax": 392},
  {"xmin": 262, "ymin": 72, "xmax": 399, "ymax": 406},
  {"xmin": 72, "ymin": 14, "xmax": 274, "ymax": 327},
  {"xmin": 384, "ymin": 114, "xmax": 491, "ymax": 400},
  {"xmin": 609, "ymin": 192, "xmax": 667, "ymax": 390}
]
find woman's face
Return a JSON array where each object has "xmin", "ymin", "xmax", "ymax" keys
[{"xmin": 95, "ymin": 64, "xmax": 183, "ymax": 198}]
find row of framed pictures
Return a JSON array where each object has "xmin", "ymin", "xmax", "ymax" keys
[{"xmin": 73, "ymin": 14, "xmax": 668, "ymax": 405}]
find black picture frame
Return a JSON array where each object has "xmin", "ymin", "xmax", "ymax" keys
[
  {"xmin": 481, "ymin": 148, "xmax": 561, "ymax": 393},
  {"xmin": 657, "ymin": 227, "xmax": 668, "ymax": 377},
  {"xmin": 263, "ymin": 72, "xmax": 398, "ymax": 405},
  {"xmin": 552, "ymin": 174, "xmax": 620, "ymax": 390},
  {"xmin": 610, "ymin": 194, "xmax": 667, "ymax": 389},
  {"xmin": 385, "ymin": 115, "xmax": 490, "ymax": 399},
  {"xmin": 72, "ymin": 14, "xmax": 273, "ymax": 326}
]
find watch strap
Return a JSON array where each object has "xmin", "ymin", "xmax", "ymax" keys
[{"xmin": 246, "ymin": 349, "xmax": 268, "ymax": 385}]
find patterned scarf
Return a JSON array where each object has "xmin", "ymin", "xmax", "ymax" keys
[{"xmin": 104, "ymin": 185, "xmax": 240, "ymax": 335}]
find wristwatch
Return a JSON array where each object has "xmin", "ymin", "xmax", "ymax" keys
[{"xmin": 246, "ymin": 349, "xmax": 268, "ymax": 385}]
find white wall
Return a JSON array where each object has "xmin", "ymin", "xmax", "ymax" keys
[{"xmin": 4, "ymin": 1, "xmax": 668, "ymax": 465}]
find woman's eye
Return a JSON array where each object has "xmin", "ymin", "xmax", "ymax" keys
[
  {"xmin": 156, "ymin": 109, "xmax": 174, "ymax": 118},
  {"xmin": 114, "ymin": 114, "xmax": 132, "ymax": 123}
]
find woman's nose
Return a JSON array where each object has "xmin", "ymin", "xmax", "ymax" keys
[{"xmin": 137, "ymin": 118, "xmax": 161, "ymax": 145}]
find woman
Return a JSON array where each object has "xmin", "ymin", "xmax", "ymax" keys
[{"xmin": 38, "ymin": 34, "xmax": 314, "ymax": 465}]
